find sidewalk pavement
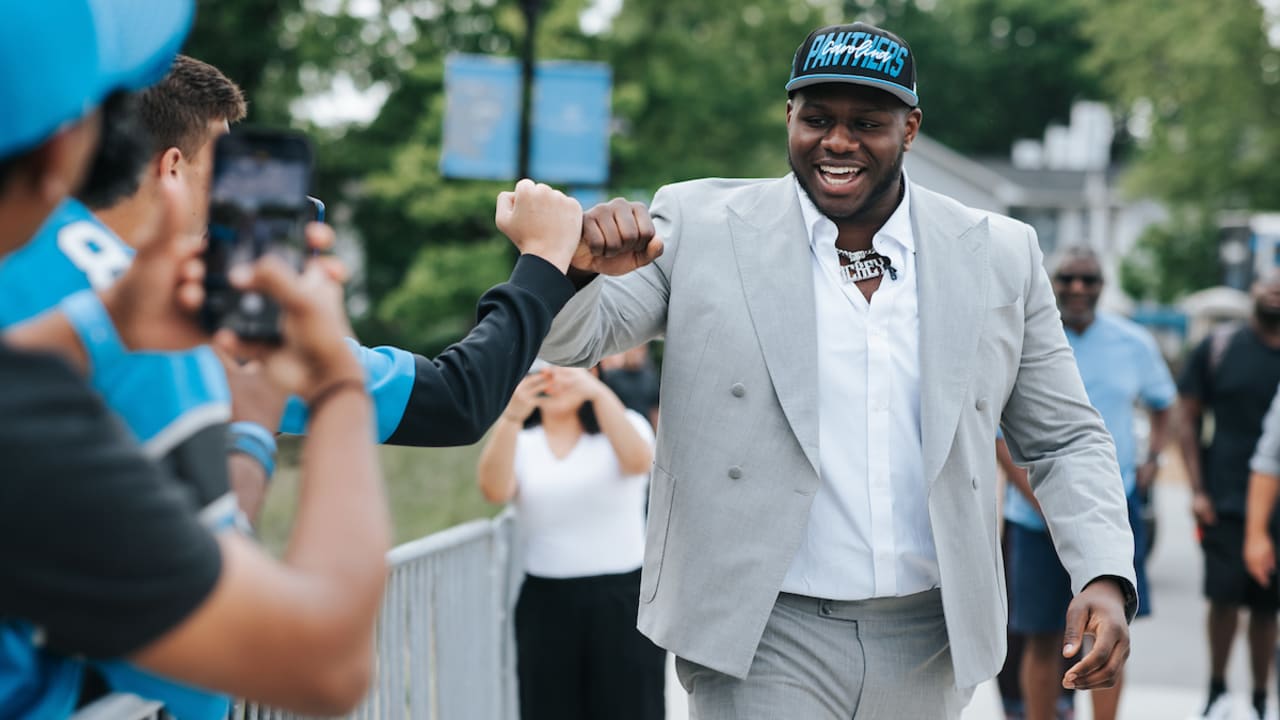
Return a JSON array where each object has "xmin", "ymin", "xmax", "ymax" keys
[
  {"xmin": 961, "ymin": 679, "xmax": 1218, "ymax": 720},
  {"xmin": 669, "ymin": 674, "xmax": 1218, "ymax": 720}
]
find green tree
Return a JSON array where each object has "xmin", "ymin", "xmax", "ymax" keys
[
  {"xmin": 185, "ymin": 0, "xmax": 304, "ymax": 123},
  {"xmin": 1119, "ymin": 216, "xmax": 1220, "ymax": 303},
  {"xmin": 1082, "ymin": 0, "xmax": 1280, "ymax": 298},
  {"xmin": 892, "ymin": 0, "xmax": 1104, "ymax": 155},
  {"xmin": 1081, "ymin": 0, "xmax": 1280, "ymax": 212}
]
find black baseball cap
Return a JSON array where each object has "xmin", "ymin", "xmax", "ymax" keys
[{"xmin": 785, "ymin": 22, "xmax": 918, "ymax": 107}]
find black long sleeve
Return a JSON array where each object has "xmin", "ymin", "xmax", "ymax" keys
[{"xmin": 384, "ymin": 254, "xmax": 575, "ymax": 446}]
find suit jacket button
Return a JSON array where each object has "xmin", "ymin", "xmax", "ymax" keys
[
  {"xmin": 731, "ymin": 383, "xmax": 746, "ymax": 398},
  {"xmin": 728, "ymin": 466, "xmax": 743, "ymax": 480},
  {"xmin": 975, "ymin": 398, "xmax": 988, "ymax": 412}
]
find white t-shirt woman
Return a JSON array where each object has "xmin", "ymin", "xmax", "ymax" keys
[{"xmin": 478, "ymin": 364, "xmax": 665, "ymax": 720}]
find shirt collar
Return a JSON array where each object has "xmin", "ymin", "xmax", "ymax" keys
[{"xmin": 795, "ymin": 172, "xmax": 916, "ymax": 254}]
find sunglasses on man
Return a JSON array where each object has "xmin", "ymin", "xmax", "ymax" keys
[{"xmin": 1054, "ymin": 273, "xmax": 1102, "ymax": 287}]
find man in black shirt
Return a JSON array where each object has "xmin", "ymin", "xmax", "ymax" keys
[{"xmin": 1178, "ymin": 270, "xmax": 1280, "ymax": 720}]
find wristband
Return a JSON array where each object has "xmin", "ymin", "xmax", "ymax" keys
[
  {"xmin": 59, "ymin": 289, "xmax": 127, "ymax": 382},
  {"xmin": 228, "ymin": 421, "xmax": 278, "ymax": 480},
  {"xmin": 307, "ymin": 377, "xmax": 368, "ymax": 415}
]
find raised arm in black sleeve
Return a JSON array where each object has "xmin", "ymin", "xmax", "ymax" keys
[
  {"xmin": 384, "ymin": 254, "xmax": 575, "ymax": 446},
  {"xmin": 0, "ymin": 345, "xmax": 222, "ymax": 659}
]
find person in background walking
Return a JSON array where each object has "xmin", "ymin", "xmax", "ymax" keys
[
  {"xmin": 1003, "ymin": 247, "xmax": 1174, "ymax": 720},
  {"xmin": 477, "ymin": 363, "xmax": 665, "ymax": 720},
  {"xmin": 1179, "ymin": 270, "xmax": 1280, "ymax": 720}
]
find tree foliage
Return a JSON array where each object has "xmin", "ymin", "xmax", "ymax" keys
[
  {"xmin": 1119, "ymin": 216, "xmax": 1221, "ymax": 304},
  {"xmin": 1080, "ymin": 0, "xmax": 1280, "ymax": 298},
  {"xmin": 1081, "ymin": 0, "xmax": 1280, "ymax": 212}
]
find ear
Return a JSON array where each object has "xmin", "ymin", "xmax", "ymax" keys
[
  {"xmin": 901, "ymin": 107, "xmax": 923, "ymax": 152},
  {"xmin": 785, "ymin": 98, "xmax": 795, "ymax": 126},
  {"xmin": 158, "ymin": 146, "xmax": 184, "ymax": 178}
]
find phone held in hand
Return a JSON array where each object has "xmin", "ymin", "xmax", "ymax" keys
[{"xmin": 202, "ymin": 127, "xmax": 314, "ymax": 343}]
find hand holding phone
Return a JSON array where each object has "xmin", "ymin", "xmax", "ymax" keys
[{"xmin": 202, "ymin": 127, "xmax": 314, "ymax": 342}]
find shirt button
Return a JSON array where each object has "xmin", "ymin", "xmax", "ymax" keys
[
  {"xmin": 731, "ymin": 383, "xmax": 746, "ymax": 398},
  {"xmin": 728, "ymin": 466, "xmax": 743, "ymax": 480},
  {"xmin": 975, "ymin": 398, "xmax": 988, "ymax": 412}
]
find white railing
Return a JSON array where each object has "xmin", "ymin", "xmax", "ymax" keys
[
  {"xmin": 236, "ymin": 509, "xmax": 522, "ymax": 720},
  {"xmin": 69, "ymin": 693, "xmax": 164, "ymax": 720}
]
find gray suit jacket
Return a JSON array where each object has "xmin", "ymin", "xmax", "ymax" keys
[{"xmin": 539, "ymin": 176, "xmax": 1136, "ymax": 688}]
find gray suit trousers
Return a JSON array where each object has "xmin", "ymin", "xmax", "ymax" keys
[{"xmin": 675, "ymin": 590, "xmax": 972, "ymax": 720}]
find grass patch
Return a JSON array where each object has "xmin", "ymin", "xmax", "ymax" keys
[{"xmin": 256, "ymin": 435, "xmax": 500, "ymax": 555}]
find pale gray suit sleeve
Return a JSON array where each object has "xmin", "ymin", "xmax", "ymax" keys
[
  {"xmin": 1252, "ymin": 384, "xmax": 1280, "ymax": 477},
  {"xmin": 539, "ymin": 187, "xmax": 682, "ymax": 367},
  {"xmin": 998, "ymin": 225, "xmax": 1137, "ymax": 603}
]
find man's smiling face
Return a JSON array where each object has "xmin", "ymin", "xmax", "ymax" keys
[{"xmin": 786, "ymin": 83, "xmax": 920, "ymax": 227}]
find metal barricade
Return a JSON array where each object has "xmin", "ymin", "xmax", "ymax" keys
[
  {"xmin": 68, "ymin": 693, "xmax": 164, "ymax": 720},
  {"xmin": 236, "ymin": 509, "xmax": 522, "ymax": 720}
]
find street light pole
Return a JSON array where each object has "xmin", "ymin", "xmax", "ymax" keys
[{"xmin": 517, "ymin": 0, "xmax": 541, "ymax": 180}]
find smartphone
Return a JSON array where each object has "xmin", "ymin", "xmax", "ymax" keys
[{"xmin": 202, "ymin": 127, "xmax": 314, "ymax": 342}]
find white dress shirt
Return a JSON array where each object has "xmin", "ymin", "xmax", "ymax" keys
[{"xmin": 779, "ymin": 177, "xmax": 941, "ymax": 600}]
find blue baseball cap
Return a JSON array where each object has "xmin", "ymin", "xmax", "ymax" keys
[{"xmin": 0, "ymin": 0, "xmax": 195, "ymax": 160}]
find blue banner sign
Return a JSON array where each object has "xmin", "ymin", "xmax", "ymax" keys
[
  {"xmin": 531, "ymin": 61, "xmax": 612, "ymax": 185},
  {"xmin": 441, "ymin": 54, "xmax": 521, "ymax": 181},
  {"xmin": 442, "ymin": 55, "xmax": 612, "ymax": 185}
]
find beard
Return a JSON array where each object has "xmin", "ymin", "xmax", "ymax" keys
[
  {"xmin": 788, "ymin": 144, "xmax": 905, "ymax": 222},
  {"xmin": 1257, "ymin": 301, "xmax": 1280, "ymax": 330}
]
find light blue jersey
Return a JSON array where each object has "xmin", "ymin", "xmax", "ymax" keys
[
  {"xmin": 0, "ymin": 200, "xmax": 232, "ymax": 458},
  {"xmin": 1004, "ymin": 312, "xmax": 1175, "ymax": 530}
]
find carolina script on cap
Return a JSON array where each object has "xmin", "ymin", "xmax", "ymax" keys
[{"xmin": 786, "ymin": 22, "xmax": 918, "ymax": 107}]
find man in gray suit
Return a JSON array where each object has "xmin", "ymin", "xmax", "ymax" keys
[{"xmin": 544, "ymin": 21, "xmax": 1137, "ymax": 719}]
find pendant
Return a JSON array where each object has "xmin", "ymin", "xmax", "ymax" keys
[{"xmin": 837, "ymin": 250, "xmax": 897, "ymax": 284}]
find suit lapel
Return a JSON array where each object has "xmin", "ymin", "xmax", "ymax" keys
[
  {"xmin": 727, "ymin": 177, "xmax": 821, "ymax": 474},
  {"xmin": 913, "ymin": 186, "xmax": 989, "ymax": 485}
]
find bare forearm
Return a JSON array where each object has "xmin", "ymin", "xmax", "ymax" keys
[
  {"xmin": 591, "ymin": 390, "xmax": 653, "ymax": 475},
  {"xmin": 1247, "ymin": 472, "xmax": 1280, "ymax": 539},
  {"xmin": 1147, "ymin": 407, "xmax": 1172, "ymax": 460},
  {"xmin": 4, "ymin": 311, "xmax": 88, "ymax": 373},
  {"xmin": 1179, "ymin": 432, "xmax": 1204, "ymax": 492},
  {"xmin": 1177, "ymin": 407, "xmax": 1205, "ymax": 492},
  {"xmin": 997, "ymin": 439, "xmax": 1037, "ymax": 507},
  {"xmin": 477, "ymin": 418, "xmax": 521, "ymax": 503},
  {"xmin": 284, "ymin": 388, "xmax": 388, "ymax": 639},
  {"xmin": 228, "ymin": 455, "xmax": 269, "ymax": 524}
]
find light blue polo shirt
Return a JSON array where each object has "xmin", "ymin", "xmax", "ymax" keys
[{"xmin": 1004, "ymin": 311, "xmax": 1175, "ymax": 531}]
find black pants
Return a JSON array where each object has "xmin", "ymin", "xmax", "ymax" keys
[{"xmin": 515, "ymin": 569, "xmax": 666, "ymax": 720}]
